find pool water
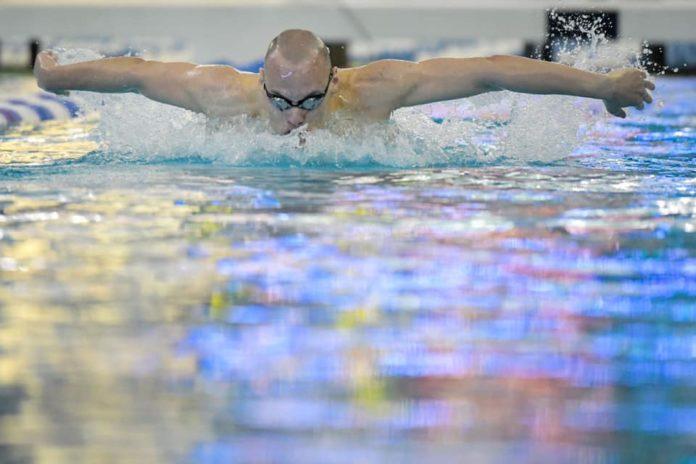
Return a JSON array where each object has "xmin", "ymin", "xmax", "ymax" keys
[{"xmin": 0, "ymin": 77, "xmax": 694, "ymax": 463}]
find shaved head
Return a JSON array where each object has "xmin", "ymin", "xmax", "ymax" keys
[{"xmin": 264, "ymin": 29, "xmax": 330, "ymax": 68}]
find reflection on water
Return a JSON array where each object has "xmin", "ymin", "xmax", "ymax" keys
[{"xmin": 0, "ymin": 78, "xmax": 694, "ymax": 463}]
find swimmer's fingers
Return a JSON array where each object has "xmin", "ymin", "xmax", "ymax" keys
[
  {"xmin": 642, "ymin": 90, "xmax": 653, "ymax": 104},
  {"xmin": 631, "ymin": 92, "xmax": 647, "ymax": 110},
  {"xmin": 604, "ymin": 100, "xmax": 627, "ymax": 118},
  {"xmin": 644, "ymin": 80, "xmax": 656, "ymax": 91},
  {"xmin": 628, "ymin": 89, "xmax": 651, "ymax": 110},
  {"xmin": 36, "ymin": 50, "xmax": 59, "ymax": 68}
]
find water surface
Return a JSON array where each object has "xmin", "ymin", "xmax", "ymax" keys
[{"xmin": 0, "ymin": 77, "xmax": 694, "ymax": 463}]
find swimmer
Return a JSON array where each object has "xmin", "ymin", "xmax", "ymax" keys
[{"xmin": 34, "ymin": 29, "xmax": 654, "ymax": 135}]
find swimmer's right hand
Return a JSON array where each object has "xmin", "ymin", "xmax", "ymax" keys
[{"xmin": 34, "ymin": 51, "xmax": 68, "ymax": 95}]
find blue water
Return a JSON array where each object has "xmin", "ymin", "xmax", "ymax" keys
[{"xmin": 0, "ymin": 77, "xmax": 694, "ymax": 463}]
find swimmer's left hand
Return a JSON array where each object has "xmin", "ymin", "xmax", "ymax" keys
[
  {"xmin": 34, "ymin": 50, "xmax": 69, "ymax": 96},
  {"xmin": 603, "ymin": 68, "xmax": 655, "ymax": 118}
]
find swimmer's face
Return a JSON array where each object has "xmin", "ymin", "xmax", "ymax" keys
[{"xmin": 261, "ymin": 54, "xmax": 333, "ymax": 134}]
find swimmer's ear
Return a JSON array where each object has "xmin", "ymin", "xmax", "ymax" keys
[
  {"xmin": 331, "ymin": 66, "xmax": 339, "ymax": 83},
  {"xmin": 258, "ymin": 68, "xmax": 265, "ymax": 83}
]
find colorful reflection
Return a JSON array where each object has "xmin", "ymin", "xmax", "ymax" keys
[{"xmin": 0, "ymin": 78, "xmax": 694, "ymax": 463}]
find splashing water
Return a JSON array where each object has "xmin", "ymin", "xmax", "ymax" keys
[{"xmin": 55, "ymin": 24, "xmax": 647, "ymax": 168}]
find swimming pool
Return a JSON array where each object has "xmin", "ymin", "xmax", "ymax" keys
[{"xmin": 0, "ymin": 76, "xmax": 694, "ymax": 463}]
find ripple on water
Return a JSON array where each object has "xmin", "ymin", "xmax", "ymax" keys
[{"xmin": 0, "ymin": 71, "xmax": 694, "ymax": 462}]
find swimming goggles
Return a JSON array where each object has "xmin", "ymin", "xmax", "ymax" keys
[{"xmin": 264, "ymin": 70, "xmax": 333, "ymax": 111}]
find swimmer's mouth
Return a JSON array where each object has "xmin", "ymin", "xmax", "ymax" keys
[{"xmin": 283, "ymin": 123, "xmax": 306, "ymax": 135}]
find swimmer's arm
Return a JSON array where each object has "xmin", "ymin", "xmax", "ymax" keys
[
  {"xmin": 363, "ymin": 56, "xmax": 654, "ymax": 118},
  {"xmin": 34, "ymin": 51, "xmax": 246, "ymax": 114},
  {"xmin": 463, "ymin": 55, "xmax": 654, "ymax": 118}
]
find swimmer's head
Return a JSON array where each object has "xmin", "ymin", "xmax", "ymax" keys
[{"xmin": 260, "ymin": 29, "xmax": 335, "ymax": 134}]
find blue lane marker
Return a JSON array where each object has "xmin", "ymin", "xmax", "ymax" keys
[
  {"xmin": 7, "ymin": 99, "xmax": 55, "ymax": 121},
  {"xmin": 0, "ymin": 107, "xmax": 22, "ymax": 125},
  {"xmin": 38, "ymin": 93, "xmax": 80, "ymax": 117}
]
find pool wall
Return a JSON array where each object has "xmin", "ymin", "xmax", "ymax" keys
[{"xmin": 0, "ymin": 1, "xmax": 694, "ymax": 64}]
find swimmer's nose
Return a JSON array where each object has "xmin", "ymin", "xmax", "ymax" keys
[{"xmin": 286, "ymin": 108, "xmax": 307, "ymax": 127}]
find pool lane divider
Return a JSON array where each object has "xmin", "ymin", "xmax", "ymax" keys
[{"xmin": 0, "ymin": 92, "xmax": 80, "ymax": 132}]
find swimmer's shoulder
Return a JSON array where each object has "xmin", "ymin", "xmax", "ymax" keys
[
  {"xmin": 190, "ymin": 66, "xmax": 262, "ymax": 118},
  {"xmin": 327, "ymin": 66, "xmax": 382, "ymax": 110},
  {"xmin": 334, "ymin": 62, "xmax": 411, "ymax": 115},
  {"xmin": 188, "ymin": 65, "xmax": 258, "ymax": 90}
]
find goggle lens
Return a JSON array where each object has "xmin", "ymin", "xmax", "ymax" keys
[
  {"xmin": 299, "ymin": 97, "xmax": 322, "ymax": 111},
  {"xmin": 270, "ymin": 95, "xmax": 323, "ymax": 112},
  {"xmin": 271, "ymin": 97, "xmax": 292, "ymax": 111}
]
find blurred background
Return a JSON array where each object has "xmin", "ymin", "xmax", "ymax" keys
[
  {"xmin": 0, "ymin": 0, "xmax": 695, "ymax": 73},
  {"xmin": 0, "ymin": 2, "xmax": 695, "ymax": 464}
]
